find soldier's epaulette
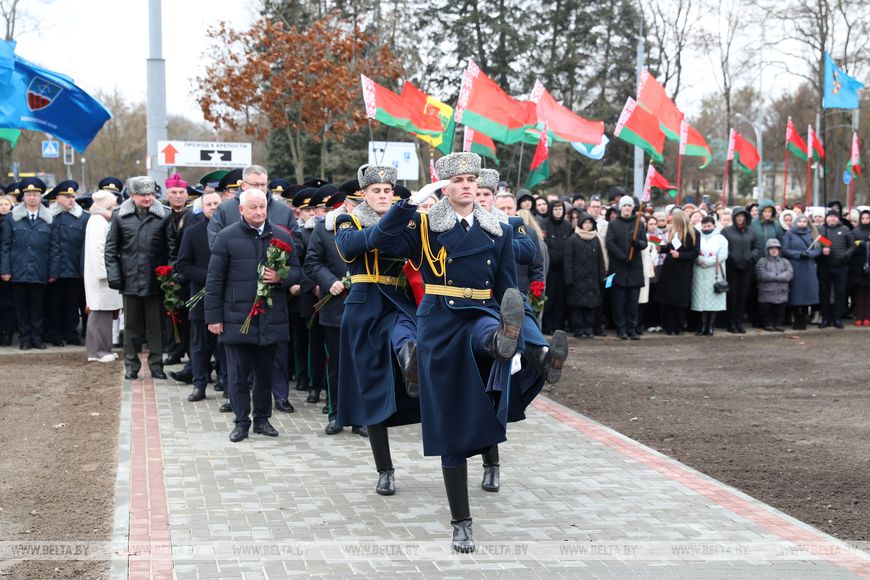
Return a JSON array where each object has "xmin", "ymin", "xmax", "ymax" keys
[{"xmin": 335, "ymin": 213, "xmax": 362, "ymax": 231}]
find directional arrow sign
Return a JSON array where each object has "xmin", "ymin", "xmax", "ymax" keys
[
  {"xmin": 157, "ymin": 140, "xmax": 251, "ymax": 168},
  {"xmin": 162, "ymin": 143, "xmax": 179, "ymax": 164}
]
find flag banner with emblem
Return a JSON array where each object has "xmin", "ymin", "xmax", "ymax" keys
[
  {"xmin": 637, "ymin": 70, "xmax": 684, "ymax": 141},
  {"xmin": 400, "ymin": 81, "xmax": 455, "ymax": 155},
  {"xmin": 0, "ymin": 41, "xmax": 111, "ymax": 152},
  {"xmin": 823, "ymin": 52, "xmax": 864, "ymax": 110},
  {"xmin": 0, "ymin": 128, "xmax": 20, "ymax": 147},
  {"xmin": 455, "ymin": 61, "xmax": 537, "ymax": 145},
  {"xmin": 614, "ymin": 97, "xmax": 665, "ymax": 163},
  {"xmin": 679, "ymin": 119, "xmax": 712, "ymax": 168},
  {"xmin": 727, "ymin": 129, "xmax": 759, "ymax": 173},
  {"xmin": 462, "ymin": 126, "xmax": 499, "ymax": 165},
  {"xmin": 360, "ymin": 75, "xmax": 442, "ymax": 136},
  {"xmin": 525, "ymin": 124, "xmax": 549, "ymax": 189},
  {"xmin": 571, "ymin": 135, "xmax": 609, "ymax": 160},
  {"xmin": 642, "ymin": 164, "xmax": 677, "ymax": 202},
  {"xmin": 848, "ymin": 132, "xmax": 862, "ymax": 177},
  {"xmin": 785, "ymin": 116, "xmax": 808, "ymax": 162},
  {"xmin": 529, "ymin": 80, "xmax": 605, "ymax": 145},
  {"xmin": 807, "ymin": 124, "xmax": 825, "ymax": 162}
]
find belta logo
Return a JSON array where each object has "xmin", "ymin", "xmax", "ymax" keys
[{"xmin": 26, "ymin": 77, "xmax": 63, "ymax": 112}]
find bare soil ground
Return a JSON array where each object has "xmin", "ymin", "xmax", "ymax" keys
[
  {"xmin": 547, "ymin": 327, "xmax": 870, "ymax": 543},
  {"xmin": 0, "ymin": 350, "xmax": 121, "ymax": 580}
]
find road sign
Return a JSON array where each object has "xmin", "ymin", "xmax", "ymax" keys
[
  {"xmin": 63, "ymin": 143, "xmax": 74, "ymax": 166},
  {"xmin": 42, "ymin": 140, "xmax": 59, "ymax": 158},
  {"xmin": 157, "ymin": 140, "xmax": 252, "ymax": 168},
  {"xmin": 843, "ymin": 170, "xmax": 852, "ymax": 185},
  {"xmin": 367, "ymin": 141, "xmax": 419, "ymax": 181}
]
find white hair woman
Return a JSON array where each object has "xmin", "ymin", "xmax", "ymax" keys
[{"xmin": 84, "ymin": 190, "xmax": 123, "ymax": 362}]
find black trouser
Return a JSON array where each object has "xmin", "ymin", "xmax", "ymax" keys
[
  {"xmin": 44, "ymin": 277, "xmax": 84, "ymax": 342},
  {"xmin": 726, "ymin": 266, "xmax": 752, "ymax": 328},
  {"xmin": 13, "ymin": 282, "xmax": 46, "ymax": 346},
  {"xmin": 856, "ymin": 287, "xmax": 870, "ymax": 321},
  {"xmin": 122, "ymin": 294, "xmax": 164, "ymax": 374},
  {"xmin": 0, "ymin": 280, "xmax": 15, "ymax": 334},
  {"xmin": 291, "ymin": 315, "xmax": 310, "ymax": 387},
  {"xmin": 611, "ymin": 286, "xmax": 640, "ymax": 335},
  {"xmin": 569, "ymin": 307, "xmax": 595, "ymax": 336},
  {"xmin": 792, "ymin": 305, "xmax": 809, "ymax": 329},
  {"xmin": 323, "ymin": 325, "xmax": 341, "ymax": 419},
  {"xmin": 308, "ymin": 322, "xmax": 327, "ymax": 395},
  {"xmin": 818, "ymin": 265, "xmax": 848, "ymax": 323},
  {"xmin": 271, "ymin": 341, "xmax": 290, "ymax": 400},
  {"xmin": 662, "ymin": 305, "xmax": 686, "ymax": 333},
  {"xmin": 190, "ymin": 320, "xmax": 218, "ymax": 388},
  {"xmin": 541, "ymin": 268, "xmax": 566, "ymax": 334},
  {"xmin": 224, "ymin": 342, "xmax": 276, "ymax": 428},
  {"xmin": 759, "ymin": 303, "xmax": 785, "ymax": 328},
  {"xmin": 163, "ymin": 307, "xmax": 190, "ymax": 359}
]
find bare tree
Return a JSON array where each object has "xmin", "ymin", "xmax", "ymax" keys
[{"xmin": 643, "ymin": 0, "xmax": 697, "ymax": 100}]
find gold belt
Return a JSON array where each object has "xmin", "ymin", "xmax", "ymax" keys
[
  {"xmin": 425, "ymin": 284, "xmax": 492, "ymax": 300},
  {"xmin": 350, "ymin": 274, "xmax": 406, "ymax": 287}
]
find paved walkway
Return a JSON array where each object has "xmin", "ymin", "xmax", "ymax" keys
[{"xmin": 112, "ymin": 363, "xmax": 870, "ymax": 580}]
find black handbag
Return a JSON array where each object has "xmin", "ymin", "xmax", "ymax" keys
[{"xmin": 713, "ymin": 256, "xmax": 730, "ymax": 294}]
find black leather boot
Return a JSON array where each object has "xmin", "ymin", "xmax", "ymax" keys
[
  {"xmin": 442, "ymin": 463, "xmax": 474, "ymax": 553},
  {"xmin": 187, "ymin": 387, "xmax": 206, "ymax": 402},
  {"xmin": 368, "ymin": 423, "xmax": 395, "ymax": 495},
  {"xmin": 480, "ymin": 446, "xmax": 500, "ymax": 492},
  {"xmin": 398, "ymin": 341, "xmax": 419, "ymax": 398},
  {"xmin": 695, "ymin": 313, "xmax": 708, "ymax": 336},
  {"xmin": 525, "ymin": 330, "xmax": 568, "ymax": 384},
  {"xmin": 488, "ymin": 288, "xmax": 524, "ymax": 360},
  {"xmin": 706, "ymin": 313, "xmax": 716, "ymax": 336}
]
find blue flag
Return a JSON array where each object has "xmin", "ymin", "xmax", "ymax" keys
[
  {"xmin": 604, "ymin": 273, "xmax": 615, "ymax": 289},
  {"xmin": 823, "ymin": 52, "xmax": 864, "ymax": 110},
  {"xmin": 0, "ymin": 41, "xmax": 111, "ymax": 151}
]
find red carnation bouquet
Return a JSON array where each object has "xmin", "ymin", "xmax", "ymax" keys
[
  {"xmin": 240, "ymin": 237, "xmax": 293, "ymax": 334},
  {"xmin": 155, "ymin": 265, "xmax": 185, "ymax": 343},
  {"xmin": 527, "ymin": 280, "xmax": 547, "ymax": 313}
]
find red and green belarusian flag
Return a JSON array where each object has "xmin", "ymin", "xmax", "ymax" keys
[
  {"xmin": 785, "ymin": 116, "xmax": 808, "ymax": 161},
  {"xmin": 455, "ymin": 61, "xmax": 537, "ymax": 145},
  {"xmin": 727, "ymin": 128, "xmax": 760, "ymax": 173},
  {"xmin": 637, "ymin": 70, "xmax": 684, "ymax": 141},
  {"xmin": 641, "ymin": 164, "xmax": 677, "ymax": 202},
  {"xmin": 679, "ymin": 119, "xmax": 713, "ymax": 168},
  {"xmin": 529, "ymin": 80, "xmax": 605, "ymax": 145},
  {"xmin": 808, "ymin": 124, "xmax": 825, "ymax": 162},
  {"xmin": 360, "ymin": 75, "xmax": 442, "ymax": 136},
  {"xmin": 614, "ymin": 97, "xmax": 665, "ymax": 163},
  {"xmin": 848, "ymin": 132, "xmax": 862, "ymax": 176},
  {"xmin": 463, "ymin": 126, "xmax": 499, "ymax": 165},
  {"xmin": 525, "ymin": 123, "xmax": 549, "ymax": 189},
  {"xmin": 400, "ymin": 81, "xmax": 456, "ymax": 155}
]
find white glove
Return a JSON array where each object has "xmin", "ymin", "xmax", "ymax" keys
[
  {"xmin": 510, "ymin": 352, "xmax": 522, "ymax": 375},
  {"xmin": 409, "ymin": 180, "xmax": 450, "ymax": 205}
]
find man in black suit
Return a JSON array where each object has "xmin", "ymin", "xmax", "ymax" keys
[
  {"xmin": 176, "ymin": 192, "xmax": 222, "ymax": 402},
  {"xmin": 205, "ymin": 188, "xmax": 301, "ymax": 442}
]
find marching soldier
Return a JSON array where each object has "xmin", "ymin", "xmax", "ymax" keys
[
  {"xmin": 334, "ymin": 165, "xmax": 421, "ymax": 496},
  {"xmin": 365, "ymin": 152, "xmax": 526, "ymax": 553},
  {"xmin": 44, "ymin": 180, "xmax": 90, "ymax": 347}
]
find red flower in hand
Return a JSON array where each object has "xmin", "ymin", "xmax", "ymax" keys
[
  {"xmin": 529, "ymin": 280, "xmax": 546, "ymax": 299},
  {"xmin": 270, "ymin": 238, "xmax": 293, "ymax": 254},
  {"xmin": 155, "ymin": 265, "xmax": 174, "ymax": 277}
]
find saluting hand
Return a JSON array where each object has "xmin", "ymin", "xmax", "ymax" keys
[{"xmin": 262, "ymin": 267, "xmax": 281, "ymax": 284}]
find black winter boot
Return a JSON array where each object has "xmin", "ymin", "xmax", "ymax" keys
[
  {"xmin": 442, "ymin": 463, "xmax": 474, "ymax": 553},
  {"xmin": 481, "ymin": 446, "xmax": 500, "ymax": 492},
  {"xmin": 368, "ymin": 423, "xmax": 395, "ymax": 495},
  {"xmin": 398, "ymin": 341, "xmax": 419, "ymax": 398}
]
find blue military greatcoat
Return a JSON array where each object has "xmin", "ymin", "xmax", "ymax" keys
[
  {"xmin": 367, "ymin": 197, "xmax": 517, "ymax": 457},
  {"xmin": 333, "ymin": 202, "xmax": 420, "ymax": 429}
]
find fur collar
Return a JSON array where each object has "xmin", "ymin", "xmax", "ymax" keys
[
  {"xmin": 351, "ymin": 201, "xmax": 381, "ymax": 228},
  {"xmin": 325, "ymin": 206, "xmax": 346, "ymax": 232},
  {"xmin": 49, "ymin": 201, "xmax": 83, "ymax": 218},
  {"xmin": 304, "ymin": 216, "xmax": 317, "ymax": 230},
  {"xmin": 427, "ymin": 197, "xmax": 502, "ymax": 237},
  {"xmin": 490, "ymin": 207, "xmax": 509, "ymax": 224},
  {"xmin": 118, "ymin": 197, "xmax": 166, "ymax": 219},
  {"xmin": 12, "ymin": 203, "xmax": 53, "ymax": 224}
]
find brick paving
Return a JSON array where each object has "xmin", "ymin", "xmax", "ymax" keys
[{"xmin": 111, "ymin": 364, "xmax": 870, "ymax": 579}]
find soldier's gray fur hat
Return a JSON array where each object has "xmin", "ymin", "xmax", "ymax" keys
[
  {"xmin": 477, "ymin": 168, "xmax": 500, "ymax": 192},
  {"xmin": 126, "ymin": 176, "xmax": 157, "ymax": 195},
  {"xmin": 358, "ymin": 164, "xmax": 398, "ymax": 188},
  {"xmin": 435, "ymin": 152, "xmax": 481, "ymax": 180}
]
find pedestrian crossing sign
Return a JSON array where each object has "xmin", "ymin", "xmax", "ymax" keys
[{"xmin": 42, "ymin": 140, "xmax": 59, "ymax": 158}]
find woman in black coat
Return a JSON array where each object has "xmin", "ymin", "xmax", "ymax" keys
[
  {"xmin": 541, "ymin": 200, "xmax": 573, "ymax": 334},
  {"xmin": 850, "ymin": 209, "xmax": 870, "ymax": 324},
  {"xmin": 605, "ymin": 196, "xmax": 647, "ymax": 339},
  {"xmin": 656, "ymin": 209, "xmax": 699, "ymax": 335},
  {"xmin": 564, "ymin": 213, "xmax": 605, "ymax": 338},
  {"xmin": 0, "ymin": 195, "xmax": 15, "ymax": 345}
]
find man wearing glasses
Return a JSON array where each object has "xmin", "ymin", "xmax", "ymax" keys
[{"xmin": 105, "ymin": 177, "xmax": 170, "ymax": 380}]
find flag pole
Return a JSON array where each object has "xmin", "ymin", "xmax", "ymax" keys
[
  {"xmin": 782, "ymin": 149, "xmax": 789, "ymax": 208},
  {"xmin": 676, "ymin": 153, "xmax": 683, "ymax": 206},
  {"xmin": 516, "ymin": 140, "xmax": 526, "ymax": 191},
  {"xmin": 806, "ymin": 153, "xmax": 812, "ymax": 208},
  {"xmin": 721, "ymin": 159, "xmax": 730, "ymax": 207},
  {"xmin": 848, "ymin": 175, "xmax": 854, "ymax": 215}
]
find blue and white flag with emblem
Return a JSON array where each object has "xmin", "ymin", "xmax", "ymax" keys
[{"xmin": 0, "ymin": 41, "xmax": 111, "ymax": 151}]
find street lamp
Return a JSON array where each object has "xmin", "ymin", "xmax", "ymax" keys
[
  {"xmin": 734, "ymin": 112, "xmax": 763, "ymax": 199},
  {"xmin": 80, "ymin": 157, "xmax": 86, "ymax": 191}
]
